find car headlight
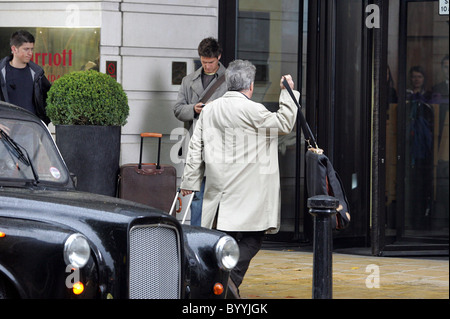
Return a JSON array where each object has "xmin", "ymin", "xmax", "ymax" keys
[
  {"xmin": 215, "ymin": 235, "xmax": 239, "ymax": 271},
  {"xmin": 64, "ymin": 233, "xmax": 91, "ymax": 268}
]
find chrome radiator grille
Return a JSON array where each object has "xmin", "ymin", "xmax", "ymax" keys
[{"xmin": 129, "ymin": 224, "xmax": 180, "ymax": 299}]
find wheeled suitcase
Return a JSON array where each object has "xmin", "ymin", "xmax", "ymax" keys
[{"xmin": 118, "ymin": 132, "xmax": 177, "ymax": 214}]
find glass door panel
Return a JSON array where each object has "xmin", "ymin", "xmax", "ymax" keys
[
  {"xmin": 386, "ymin": 0, "xmax": 448, "ymax": 248},
  {"xmin": 237, "ymin": 0, "xmax": 303, "ymax": 237}
]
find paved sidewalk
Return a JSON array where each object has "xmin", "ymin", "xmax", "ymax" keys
[{"xmin": 239, "ymin": 248, "xmax": 449, "ymax": 299}]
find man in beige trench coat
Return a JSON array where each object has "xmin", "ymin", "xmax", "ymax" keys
[{"xmin": 180, "ymin": 59, "xmax": 299, "ymax": 297}]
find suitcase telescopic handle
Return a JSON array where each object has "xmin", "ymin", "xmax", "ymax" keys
[{"xmin": 139, "ymin": 132, "xmax": 162, "ymax": 170}]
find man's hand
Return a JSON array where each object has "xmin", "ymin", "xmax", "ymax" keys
[
  {"xmin": 194, "ymin": 102, "xmax": 205, "ymax": 114},
  {"xmin": 280, "ymin": 75, "xmax": 294, "ymax": 90},
  {"xmin": 180, "ymin": 189, "xmax": 193, "ymax": 196}
]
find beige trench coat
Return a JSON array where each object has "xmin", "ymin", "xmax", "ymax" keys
[{"xmin": 180, "ymin": 89, "xmax": 300, "ymax": 234}]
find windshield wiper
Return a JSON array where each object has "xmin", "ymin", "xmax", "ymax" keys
[
  {"xmin": 0, "ymin": 128, "xmax": 40, "ymax": 185},
  {"xmin": 0, "ymin": 128, "xmax": 30, "ymax": 166}
]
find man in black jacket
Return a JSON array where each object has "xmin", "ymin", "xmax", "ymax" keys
[{"xmin": 0, "ymin": 30, "xmax": 51, "ymax": 125}]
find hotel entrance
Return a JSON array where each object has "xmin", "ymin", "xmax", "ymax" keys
[{"xmin": 219, "ymin": 0, "xmax": 449, "ymax": 254}]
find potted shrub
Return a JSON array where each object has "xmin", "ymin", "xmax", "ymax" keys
[{"xmin": 46, "ymin": 70, "xmax": 129, "ymax": 197}]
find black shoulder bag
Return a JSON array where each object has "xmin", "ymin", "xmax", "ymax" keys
[{"xmin": 282, "ymin": 78, "xmax": 351, "ymax": 230}]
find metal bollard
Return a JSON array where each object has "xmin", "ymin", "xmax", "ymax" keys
[{"xmin": 308, "ymin": 195, "xmax": 338, "ymax": 299}]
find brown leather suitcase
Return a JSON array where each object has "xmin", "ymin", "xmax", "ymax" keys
[{"xmin": 118, "ymin": 133, "xmax": 177, "ymax": 214}]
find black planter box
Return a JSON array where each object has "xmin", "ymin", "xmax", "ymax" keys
[{"xmin": 56, "ymin": 125, "xmax": 121, "ymax": 197}]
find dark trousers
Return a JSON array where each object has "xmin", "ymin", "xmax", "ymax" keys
[{"xmin": 224, "ymin": 231, "xmax": 265, "ymax": 288}]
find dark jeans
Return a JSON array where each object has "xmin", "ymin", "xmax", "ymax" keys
[
  {"xmin": 224, "ymin": 231, "xmax": 265, "ymax": 288},
  {"xmin": 190, "ymin": 178, "xmax": 205, "ymax": 226}
]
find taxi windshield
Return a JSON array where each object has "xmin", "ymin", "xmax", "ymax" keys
[{"xmin": 0, "ymin": 119, "xmax": 69, "ymax": 185}]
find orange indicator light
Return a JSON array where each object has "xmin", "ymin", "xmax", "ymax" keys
[
  {"xmin": 213, "ymin": 282, "xmax": 224, "ymax": 295},
  {"xmin": 0, "ymin": 232, "xmax": 6, "ymax": 238},
  {"xmin": 72, "ymin": 282, "xmax": 84, "ymax": 295}
]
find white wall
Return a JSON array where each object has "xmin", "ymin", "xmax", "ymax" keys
[
  {"xmin": 118, "ymin": 0, "xmax": 219, "ymax": 167},
  {"xmin": 0, "ymin": 0, "xmax": 220, "ymax": 220}
]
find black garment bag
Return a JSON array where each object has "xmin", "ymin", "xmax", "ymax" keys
[{"xmin": 282, "ymin": 78, "xmax": 350, "ymax": 229}]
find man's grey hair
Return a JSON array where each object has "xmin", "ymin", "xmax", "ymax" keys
[{"xmin": 225, "ymin": 59, "xmax": 256, "ymax": 91}]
